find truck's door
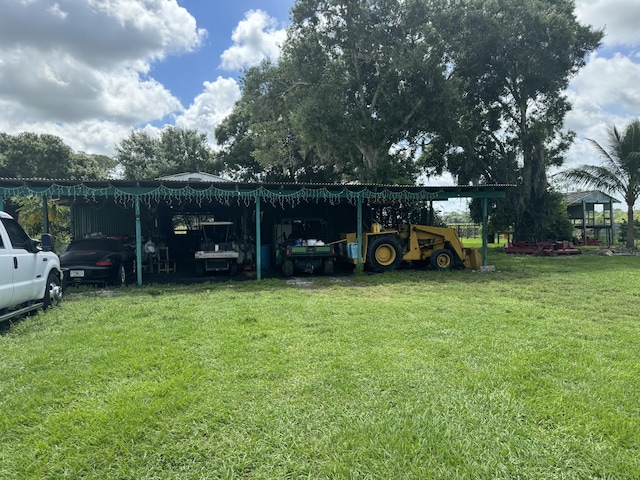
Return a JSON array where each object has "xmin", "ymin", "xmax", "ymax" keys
[
  {"xmin": 0, "ymin": 217, "xmax": 42, "ymax": 305},
  {"xmin": 0, "ymin": 225, "xmax": 15, "ymax": 308}
]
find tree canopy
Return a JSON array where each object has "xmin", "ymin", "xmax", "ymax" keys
[
  {"xmin": 432, "ymin": 0, "xmax": 602, "ymax": 240},
  {"xmin": 0, "ymin": 132, "xmax": 116, "ymax": 180},
  {"xmin": 218, "ymin": 0, "xmax": 457, "ymax": 184},
  {"xmin": 115, "ymin": 127, "xmax": 220, "ymax": 180},
  {"xmin": 218, "ymin": 0, "xmax": 602, "ymax": 240}
]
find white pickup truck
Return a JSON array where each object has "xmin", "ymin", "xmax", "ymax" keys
[{"xmin": 0, "ymin": 211, "xmax": 63, "ymax": 322}]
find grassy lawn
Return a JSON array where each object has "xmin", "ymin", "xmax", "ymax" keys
[{"xmin": 1, "ymin": 248, "xmax": 639, "ymax": 479}]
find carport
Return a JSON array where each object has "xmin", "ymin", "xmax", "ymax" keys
[{"xmin": 0, "ymin": 178, "xmax": 510, "ymax": 284}]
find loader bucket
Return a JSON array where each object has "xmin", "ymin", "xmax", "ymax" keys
[{"xmin": 463, "ymin": 248, "xmax": 482, "ymax": 270}]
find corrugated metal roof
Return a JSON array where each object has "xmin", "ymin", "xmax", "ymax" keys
[{"xmin": 0, "ymin": 177, "xmax": 513, "ymax": 203}]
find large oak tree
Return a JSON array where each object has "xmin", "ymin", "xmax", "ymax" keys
[
  {"xmin": 219, "ymin": 0, "xmax": 457, "ymax": 184},
  {"xmin": 433, "ymin": 0, "xmax": 602, "ymax": 240}
]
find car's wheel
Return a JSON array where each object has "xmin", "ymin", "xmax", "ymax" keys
[
  {"xmin": 430, "ymin": 249, "xmax": 454, "ymax": 270},
  {"xmin": 113, "ymin": 264, "xmax": 126, "ymax": 286},
  {"xmin": 366, "ymin": 235, "xmax": 403, "ymax": 272},
  {"xmin": 322, "ymin": 258, "xmax": 334, "ymax": 275},
  {"xmin": 282, "ymin": 259, "xmax": 294, "ymax": 277},
  {"xmin": 42, "ymin": 271, "xmax": 62, "ymax": 310}
]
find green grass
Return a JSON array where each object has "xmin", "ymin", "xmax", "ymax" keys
[{"xmin": 1, "ymin": 249, "xmax": 639, "ymax": 479}]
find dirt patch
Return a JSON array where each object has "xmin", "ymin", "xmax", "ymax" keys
[
  {"xmin": 595, "ymin": 247, "xmax": 639, "ymax": 256},
  {"xmin": 285, "ymin": 276, "xmax": 367, "ymax": 289}
]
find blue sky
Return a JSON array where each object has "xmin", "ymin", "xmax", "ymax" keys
[
  {"xmin": 0, "ymin": 0, "xmax": 638, "ymax": 210},
  {"xmin": 150, "ymin": 1, "xmax": 292, "ymax": 108}
]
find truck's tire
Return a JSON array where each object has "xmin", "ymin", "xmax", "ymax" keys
[
  {"xmin": 322, "ymin": 258, "xmax": 334, "ymax": 276},
  {"xmin": 230, "ymin": 262, "xmax": 238, "ymax": 276},
  {"xmin": 366, "ymin": 235, "xmax": 403, "ymax": 272},
  {"xmin": 42, "ymin": 271, "xmax": 61, "ymax": 310},
  {"xmin": 282, "ymin": 259, "xmax": 294, "ymax": 277},
  {"xmin": 430, "ymin": 249, "xmax": 453, "ymax": 270}
]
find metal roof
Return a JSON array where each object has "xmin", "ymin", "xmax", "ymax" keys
[
  {"xmin": 156, "ymin": 172, "xmax": 230, "ymax": 182},
  {"xmin": 0, "ymin": 177, "xmax": 512, "ymax": 204},
  {"xmin": 564, "ymin": 190, "xmax": 620, "ymax": 205}
]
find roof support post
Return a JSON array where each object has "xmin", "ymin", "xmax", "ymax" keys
[
  {"xmin": 135, "ymin": 195, "xmax": 143, "ymax": 286},
  {"xmin": 42, "ymin": 196, "xmax": 50, "ymax": 234},
  {"xmin": 255, "ymin": 194, "xmax": 262, "ymax": 280},
  {"xmin": 607, "ymin": 199, "xmax": 613, "ymax": 245},
  {"xmin": 357, "ymin": 192, "xmax": 363, "ymax": 270},
  {"xmin": 482, "ymin": 197, "xmax": 488, "ymax": 266},
  {"xmin": 583, "ymin": 200, "xmax": 589, "ymax": 244}
]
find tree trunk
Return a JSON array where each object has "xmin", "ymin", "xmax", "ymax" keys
[{"xmin": 627, "ymin": 205, "xmax": 635, "ymax": 249}]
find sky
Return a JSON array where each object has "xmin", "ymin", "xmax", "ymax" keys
[{"xmin": 0, "ymin": 0, "xmax": 639, "ymax": 209}]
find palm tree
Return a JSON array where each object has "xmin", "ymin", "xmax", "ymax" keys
[{"xmin": 560, "ymin": 120, "xmax": 640, "ymax": 248}]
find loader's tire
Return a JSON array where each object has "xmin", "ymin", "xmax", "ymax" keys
[
  {"xmin": 430, "ymin": 249, "xmax": 453, "ymax": 270},
  {"xmin": 282, "ymin": 259, "xmax": 294, "ymax": 277},
  {"xmin": 366, "ymin": 235, "xmax": 403, "ymax": 272}
]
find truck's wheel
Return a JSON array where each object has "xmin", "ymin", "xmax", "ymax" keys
[
  {"xmin": 282, "ymin": 259, "xmax": 294, "ymax": 277},
  {"xmin": 230, "ymin": 262, "xmax": 238, "ymax": 276},
  {"xmin": 322, "ymin": 258, "xmax": 334, "ymax": 276},
  {"xmin": 42, "ymin": 271, "xmax": 62, "ymax": 310},
  {"xmin": 366, "ymin": 236, "xmax": 403, "ymax": 272},
  {"xmin": 430, "ymin": 249, "xmax": 453, "ymax": 270}
]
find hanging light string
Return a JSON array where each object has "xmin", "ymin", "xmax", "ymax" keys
[{"xmin": 0, "ymin": 182, "xmax": 443, "ymax": 206}]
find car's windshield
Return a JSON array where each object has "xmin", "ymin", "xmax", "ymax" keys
[{"xmin": 67, "ymin": 239, "xmax": 120, "ymax": 252}]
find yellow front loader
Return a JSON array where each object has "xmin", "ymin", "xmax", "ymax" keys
[{"xmin": 340, "ymin": 223, "xmax": 482, "ymax": 272}]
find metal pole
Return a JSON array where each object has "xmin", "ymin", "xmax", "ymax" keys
[
  {"xmin": 357, "ymin": 193, "xmax": 363, "ymax": 269},
  {"xmin": 255, "ymin": 194, "xmax": 262, "ymax": 280},
  {"xmin": 135, "ymin": 196, "xmax": 143, "ymax": 286},
  {"xmin": 42, "ymin": 196, "xmax": 50, "ymax": 234},
  {"xmin": 482, "ymin": 197, "xmax": 488, "ymax": 266}
]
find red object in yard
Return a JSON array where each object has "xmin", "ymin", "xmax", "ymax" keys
[{"xmin": 504, "ymin": 241, "xmax": 581, "ymax": 255}]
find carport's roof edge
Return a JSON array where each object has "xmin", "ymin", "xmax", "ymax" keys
[{"xmin": 0, "ymin": 177, "xmax": 513, "ymax": 203}]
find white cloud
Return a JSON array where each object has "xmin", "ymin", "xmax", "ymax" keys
[
  {"xmin": 575, "ymin": 0, "xmax": 640, "ymax": 47},
  {"xmin": 563, "ymin": 51, "xmax": 640, "ymax": 172},
  {"xmin": 0, "ymin": 116, "xmax": 131, "ymax": 156},
  {"xmin": 561, "ymin": 0, "xmax": 640, "ymax": 179},
  {"xmin": 176, "ymin": 10, "xmax": 287, "ymax": 146},
  {"xmin": 220, "ymin": 10, "xmax": 286, "ymax": 70},
  {"xmin": 569, "ymin": 54, "xmax": 640, "ymax": 115},
  {"xmin": 0, "ymin": 0, "xmax": 205, "ymax": 153},
  {"xmin": 175, "ymin": 77, "xmax": 242, "ymax": 144}
]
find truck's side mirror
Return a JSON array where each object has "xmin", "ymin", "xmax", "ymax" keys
[{"xmin": 40, "ymin": 233, "xmax": 54, "ymax": 252}]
